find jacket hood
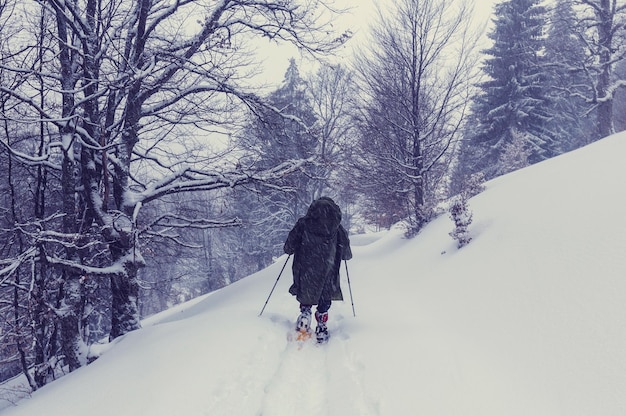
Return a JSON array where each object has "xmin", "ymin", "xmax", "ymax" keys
[{"xmin": 305, "ymin": 197, "xmax": 342, "ymax": 236}]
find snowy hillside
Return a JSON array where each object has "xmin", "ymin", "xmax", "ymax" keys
[{"xmin": 2, "ymin": 132, "xmax": 626, "ymax": 415}]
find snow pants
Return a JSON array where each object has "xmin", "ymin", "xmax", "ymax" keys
[{"xmin": 300, "ymin": 299, "xmax": 331, "ymax": 314}]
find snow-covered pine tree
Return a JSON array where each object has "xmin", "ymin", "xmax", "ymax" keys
[
  {"xmin": 234, "ymin": 59, "xmax": 320, "ymax": 258},
  {"xmin": 497, "ymin": 128, "xmax": 532, "ymax": 176},
  {"xmin": 230, "ymin": 61, "xmax": 356, "ymax": 274},
  {"xmin": 458, "ymin": 0, "xmax": 554, "ymax": 181}
]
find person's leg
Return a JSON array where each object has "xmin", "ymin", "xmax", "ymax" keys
[{"xmin": 316, "ymin": 299, "xmax": 331, "ymax": 314}]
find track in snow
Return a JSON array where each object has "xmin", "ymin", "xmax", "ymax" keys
[{"xmin": 259, "ymin": 313, "xmax": 381, "ymax": 416}]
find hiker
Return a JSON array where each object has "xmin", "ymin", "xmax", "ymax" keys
[{"xmin": 283, "ymin": 197, "xmax": 352, "ymax": 343}]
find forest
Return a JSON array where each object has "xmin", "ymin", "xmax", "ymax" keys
[{"xmin": 1, "ymin": 0, "xmax": 625, "ymax": 391}]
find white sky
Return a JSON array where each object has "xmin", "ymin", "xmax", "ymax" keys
[{"xmin": 255, "ymin": 0, "xmax": 499, "ymax": 86}]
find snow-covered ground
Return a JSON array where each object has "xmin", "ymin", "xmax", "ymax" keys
[{"xmin": 2, "ymin": 132, "xmax": 626, "ymax": 415}]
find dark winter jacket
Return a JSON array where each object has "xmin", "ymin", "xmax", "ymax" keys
[{"xmin": 284, "ymin": 198, "xmax": 352, "ymax": 305}]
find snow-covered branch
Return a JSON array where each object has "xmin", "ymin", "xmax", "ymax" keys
[
  {"xmin": 597, "ymin": 79, "xmax": 626, "ymax": 102},
  {"xmin": 133, "ymin": 158, "xmax": 310, "ymax": 206},
  {"xmin": 0, "ymin": 137, "xmax": 62, "ymax": 169},
  {"xmin": 145, "ymin": 214, "xmax": 241, "ymax": 230},
  {"xmin": 44, "ymin": 251, "xmax": 143, "ymax": 278},
  {"xmin": 0, "ymin": 247, "xmax": 37, "ymax": 284}
]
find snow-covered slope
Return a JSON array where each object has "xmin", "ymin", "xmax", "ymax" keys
[{"xmin": 2, "ymin": 132, "xmax": 626, "ymax": 415}]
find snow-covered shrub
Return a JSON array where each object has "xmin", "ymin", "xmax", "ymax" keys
[{"xmin": 449, "ymin": 195, "xmax": 473, "ymax": 248}]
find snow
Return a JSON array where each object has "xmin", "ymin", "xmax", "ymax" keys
[{"xmin": 2, "ymin": 132, "xmax": 626, "ymax": 415}]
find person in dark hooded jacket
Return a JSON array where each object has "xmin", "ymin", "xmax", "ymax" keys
[{"xmin": 284, "ymin": 197, "xmax": 352, "ymax": 343}]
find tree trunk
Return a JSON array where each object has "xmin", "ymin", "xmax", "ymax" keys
[
  {"xmin": 55, "ymin": 2, "xmax": 88, "ymax": 371},
  {"xmin": 59, "ymin": 271, "xmax": 87, "ymax": 371},
  {"xmin": 594, "ymin": 0, "xmax": 616, "ymax": 138},
  {"xmin": 32, "ymin": 257, "xmax": 50, "ymax": 388},
  {"xmin": 109, "ymin": 253, "xmax": 141, "ymax": 340},
  {"xmin": 597, "ymin": 100, "xmax": 614, "ymax": 138}
]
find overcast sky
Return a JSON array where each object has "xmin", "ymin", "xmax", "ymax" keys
[{"xmin": 255, "ymin": 0, "xmax": 499, "ymax": 87}]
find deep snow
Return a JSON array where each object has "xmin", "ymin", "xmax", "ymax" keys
[{"xmin": 2, "ymin": 132, "xmax": 626, "ymax": 415}]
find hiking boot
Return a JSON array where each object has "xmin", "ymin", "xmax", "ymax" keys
[
  {"xmin": 315, "ymin": 324, "xmax": 329, "ymax": 343},
  {"xmin": 315, "ymin": 311, "xmax": 330, "ymax": 343},
  {"xmin": 295, "ymin": 306, "xmax": 312, "ymax": 332}
]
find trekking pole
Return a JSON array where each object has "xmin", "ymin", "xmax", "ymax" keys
[
  {"xmin": 344, "ymin": 260, "xmax": 356, "ymax": 317},
  {"xmin": 259, "ymin": 255, "xmax": 291, "ymax": 317}
]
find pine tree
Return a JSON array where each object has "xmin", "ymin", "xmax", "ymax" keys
[
  {"xmin": 459, "ymin": 0, "xmax": 553, "ymax": 180},
  {"xmin": 497, "ymin": 128, "xmax": 532, "ymax": 175},
  {"xmin": 234, "ymin": 59, "xmax": 320, "ymax": 258}
]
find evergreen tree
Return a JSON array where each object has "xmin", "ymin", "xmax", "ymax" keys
[
  {"xmin": 234, "ymin": 59, "xmax": 320, "ymax": 258},
  {"xmin": 498, "ymin": 129, "xmax": 532, "ymax": 175},
  {"xmin": 257, "ymin": 59, "xmax": 319, "ymax": 211},
  {"xmin": 459, "ymin": 0, "xmax": 553, "ymax": 180}
]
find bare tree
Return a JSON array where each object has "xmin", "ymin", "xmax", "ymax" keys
[
  {"xmin": 544, "ymin": 0, "xmax": 597, "ymax": 151},
  {"xmin": 307, "ymin": 64, "xmax": 357, "ymax": 196},
  {"xmin": 575, "ymin": 0, "xmax": 626, "ymax": 138},
  {"xmin": 351, "ymin": 0, "xmax": 481, "ymax": 234},
  {"xmin": 0, "ymin": 0, "xmax": 347, "ymax": 383}
]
